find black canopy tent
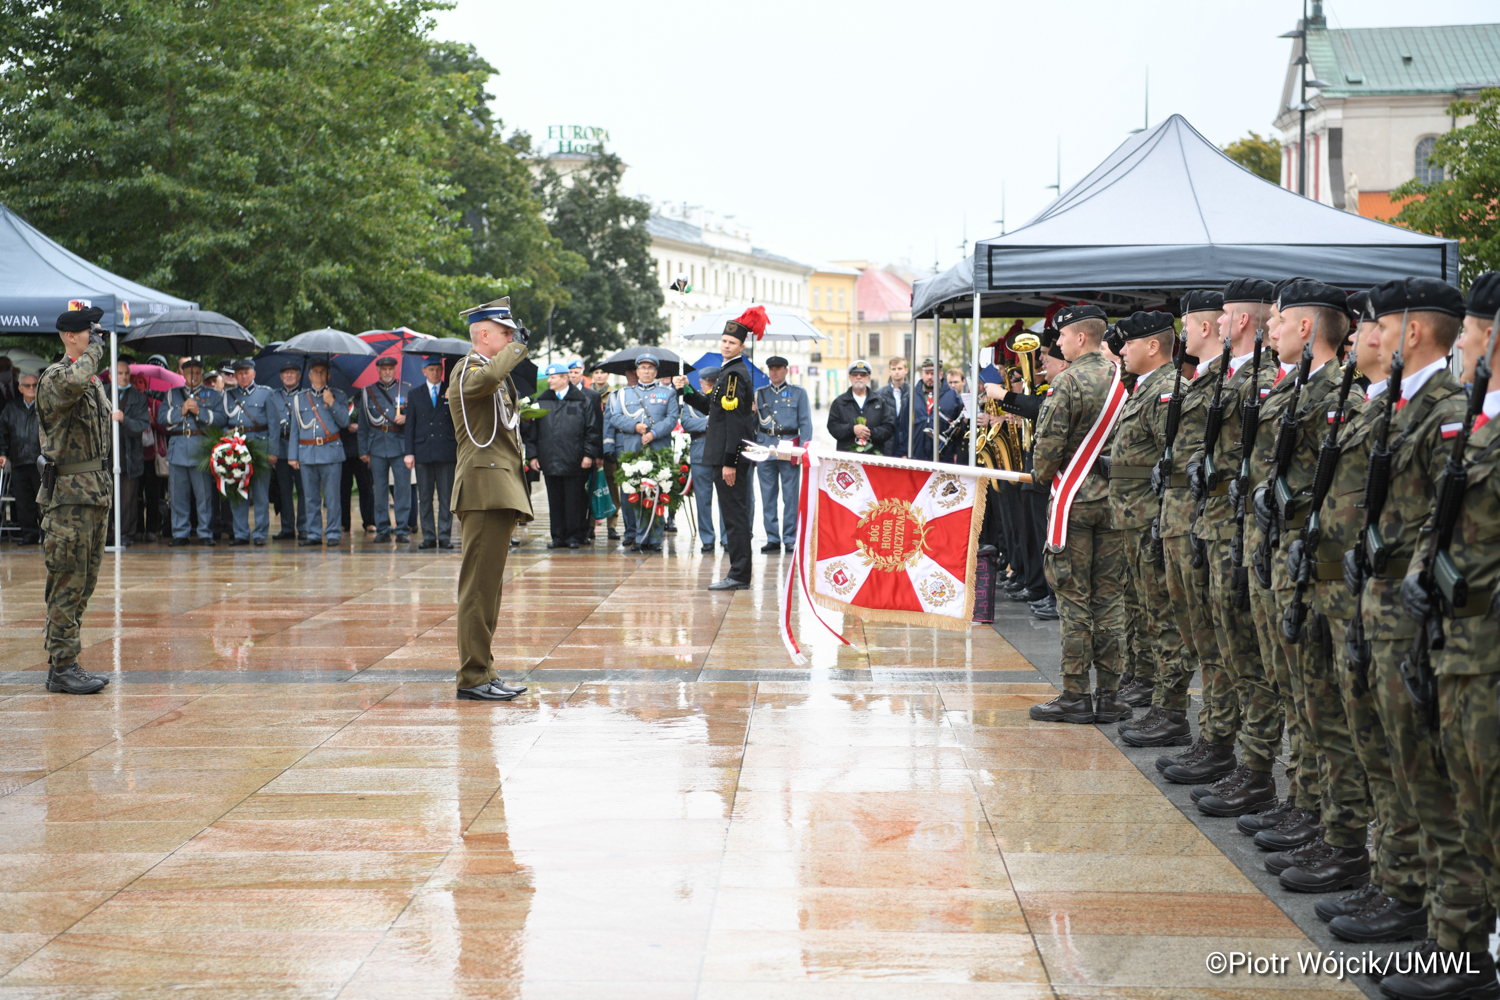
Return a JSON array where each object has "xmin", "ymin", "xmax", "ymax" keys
[{"xmin": 910, "ymin": 114, "xmax": 1459, "ymax": 463}]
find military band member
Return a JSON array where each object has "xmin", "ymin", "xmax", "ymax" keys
[
  {"xmin": 755, "ymin": 356, "xmax": 812, "ymax": 554},
  {"xmin": 269, "ymin": 360, "xmax": 305, "ymax": 540},
  {"xmin": 219, "ymin": 358, "xmax": 277, "ymax": 546},
  {"xmin": 162, "ymin": 356, "xmax": 222, "ymax": 546},
  {"xmin": 607, "ymin": 354, "xmax": 678, "ymax": 553},
  {"xmin": 450, "ymin": 297, "xmax": 531, "ymax": 701},
  {"xmin": 357, "ymin": 355, "xmax": 412, "ymax": 543},
  {"xmin": 912, "ymin": 358, "xmax": 965, "ymax": 463},
  {"xmin": 287, "ymin": 359, "xmax": 349, "ymax": 547}
]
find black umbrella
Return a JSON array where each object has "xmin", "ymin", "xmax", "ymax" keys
[
  {"xmin": 281, "ymin": 327, "xmax": 374, "ymax": 356},
  {"xmin": 120, "ymin": 309, "xmax": 261, "ymax": 357},
  {"xmin": 596, "ymin": 345, "xmax": 694, "ymax": 377},
  {"xmin": 401, "ymin": 337, "xmax": 473, "ymax": 358}
]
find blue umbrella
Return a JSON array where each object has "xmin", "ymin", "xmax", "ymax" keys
[{"xmin": 688, "ymin": 351, "xmax": 769, "ymax": 392}]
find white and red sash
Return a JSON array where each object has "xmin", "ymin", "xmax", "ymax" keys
[{"xmin": 1046, "ymin": 363, "xmax": 1128, "ymax": 551}]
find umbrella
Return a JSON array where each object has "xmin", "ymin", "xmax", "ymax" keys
[
  {"xmin": 0, "ymin": 348, "xmax": 47, "ymax": 376},
  {"xmin": 401, "ymin": 337, "xmax": 473, "ymax": 358},
  {"xmin": 280, "ymin": 327, "xmax": 375, "ymax": 356},
  {"xmin": 597, "ymin": 345, "xmax": 695, "ymax": 377},
  {"xmin": 127, "ymin": 363, "xmax": 184, "ymax": 393},
  {"xmin": 680, "ymin": 306, "xmax": 825, "ymax": 342},
  {"xmin": 686, "ymin": 351, "xmax": 769, "ymax": 392},
  {"xmin": 331, "ymin": 328, "xmax": 432, "ymax": 394},
  {"xmin": 120, "ymin": 309, "xmax": 261, "ymax": 356}
]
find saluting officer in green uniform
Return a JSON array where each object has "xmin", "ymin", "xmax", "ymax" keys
[
  {"xmin": 37, "ymin": 307, "xmax": 113, "ymax": 695},
  {"xmin": 450, "ymin": 297, "xmax": 532, "ymax": 701}
]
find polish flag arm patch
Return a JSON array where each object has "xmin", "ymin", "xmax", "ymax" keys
[{"xmin": 1440, "ymin": 422, "xmax": 1462, "ymax": 439}]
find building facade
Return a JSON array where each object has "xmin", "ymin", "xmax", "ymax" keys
[
  {"xmin": 1273, "ymin": 8, "xmax": 1497, "ymax": 219},
  {"xmin": 809, "ymin": 265, "xmax": 859, "ymax": 405}
]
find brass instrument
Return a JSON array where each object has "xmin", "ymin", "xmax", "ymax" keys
[{"xmin": 1005, "ymin": 329, "xmax": 1042, "ymax": 450}]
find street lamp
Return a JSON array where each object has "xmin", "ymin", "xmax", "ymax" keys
[{"xmin": 1281, "ymin": 0, "xmax": 1326, "ymax": 197}]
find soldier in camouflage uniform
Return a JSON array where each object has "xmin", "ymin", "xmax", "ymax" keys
[
  {"xmin": 1387, "ymin": 274, "xmax": 1500, "ymax": 999},
  {"xmin": 1103, "ymin": 312, "xmax": 1185, "ymax": 720},
  {"xmin": 1338, "ymin": 278, "xmax": 1491, "ymax": 974},
  {"xmin": 1124, "ymin": 290, "xmax": 1225, "ymax": 748},
  {"xmin": 37, "ymin": 308, "xmax": 113, "ymax": 695},
  {"xmin": 1029, "ymin": 305, "xmax": 1131, "ymax": 725}
]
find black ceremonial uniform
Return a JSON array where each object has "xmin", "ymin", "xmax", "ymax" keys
[{"xmin": 686, "ymin": 352, "xmax": 757, "ymax": 585}]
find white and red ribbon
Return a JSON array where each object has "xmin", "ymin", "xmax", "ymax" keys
[
  {"xmin": 1046, "ymin": 364, "xmax": 1127, "ymax": 551},
  {"xmin": 779, "ymin": 442, "xmax": 855, "ymax": 665},
  {"xmin": 210, "ymin": 434, "xmax": 253, "ymax": 500}
]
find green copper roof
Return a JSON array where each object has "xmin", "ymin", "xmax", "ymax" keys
[{"xmin": 1305, "ymin": 23, "xmax": 1500, "ymax": 97}]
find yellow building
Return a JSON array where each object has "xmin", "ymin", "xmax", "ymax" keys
[{"xmin": 808, "ymin": 264, "xmax": 860, "ymax": 406}]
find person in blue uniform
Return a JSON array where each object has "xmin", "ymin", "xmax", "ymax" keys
[
  {"xmin": 754, "ymin": 356, "xmax": 812, "ymax": 553},
  {"xmin": 607, "ymin": 354, "xmax": 678, "ymax": 553},
  {"xmin": 357, "ymin": 356, "xmax": 412, "ymax": 543},
  {"xmin": 219, "ymin": 358, "xmax": 277, "ymax": 545},
  {"xmin": 162, "ymin": 357, "xmax": 222, "ymax": 546},
  {"xmin": 268, "ymin": 360, "xmax": 304, "ymax": 540},
  {"xmin": 287, "ymin": 359, "xmax": 350, "ymax": 547},
  {"xmin": 678, "ymin": 366, "xmax": 719, "ymax": 553}
]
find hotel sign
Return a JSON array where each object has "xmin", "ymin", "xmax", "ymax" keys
[{"xmin": 546, "ymin": 125, "xmax": 611, "ymax": 156}]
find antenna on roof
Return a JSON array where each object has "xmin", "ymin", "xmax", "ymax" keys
[
  {"xmin": 1044, "ymin": 139, "xmax": 1061, "ymax": 196},
  {"xmin": 994, "ymin": 181, "xmax": 1006, "ymax": 236},
  {"xmin": 1129, "ymin": 68, "xmax": 1149, "ymax": 133}
]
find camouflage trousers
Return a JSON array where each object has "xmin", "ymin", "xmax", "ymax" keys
[
  {"xmin": 1159, "ymin": 534, "xmax": 1214, "ymax": 714},
  {"xmin": 1201, "ymin": 537, "xmax": 1250, "ymax": 744},
  {"xmin": 41, "ymin": 503, "xmax": 109, "ymax": 668},
  {"xmin": 1279, "ymin": 610, "xmax": 1369, "ymax": 850},
  {"xmin": 1371, "ymin": 639, "xmax": 1491, "ymax": 951},
  {"xmin": 1332, "ymin": 613, "xmax": 1424, "ymax": 903},
  {"xmin": 1121, "ymin": 527, "xmax": 1184, "ymax": 691},
  {"xmin": 1244, "ymin": 578, "xmax": 1305, "ymax": 786},
  {"xmin": 1438, "ymin": 671, "xmax": 1500, "ymax": 945},
  {"xmin": 1043, "ymin": 498, "xmax": 1125, "ymax": 695}
]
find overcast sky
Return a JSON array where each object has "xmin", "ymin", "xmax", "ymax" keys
[{"xmin": 432, "ymin": 1, "xmax": 1496, "ymax": 276}]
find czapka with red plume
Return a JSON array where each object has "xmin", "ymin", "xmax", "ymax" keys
[{"xmin": 723, "ymin": 305, "xmax": 770, "ymax": 342}]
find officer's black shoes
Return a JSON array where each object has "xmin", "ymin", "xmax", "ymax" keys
[
  {"xmin": 1091, "ymin": 689, "xmax": 1132, "ymax": 724},
  {"xmin": 229, "ymin": 538, "xmax": 250, "ymax": 546},
  {"xmin": 700, "ymin": 544, "xmax": 715, "ymax": 554},
  {"xmin": 457, "ymin": 682, "xmax": 518, "ymax": 701},
  {"xmin": 198, "ymin": 537, "xmax": 216, "ymax": 547},
  {"xmin": 1030, "ymin": 597, "xmax": 1060, "ymax": 621},
  {"xmin": 253, "ymin": 538, "xmax": 266, "ymax": 546},
  {"xmin": 1196, "ymin": 765, "xmax": 1277, "ymax": 817},
  {"xmin": 1162, "ymin": 741, "xmax": 1236, "ymax": 785},
  {"xmin": 419, "ymin": 539, "xmax": 437, "ymax": 549},
  {"xmin": 169, "ymin": 537, "xmax": 190, "ymax": 547},
  {"xmin": 395, "ymin": 533, "xmax": 410, "ymax": 544},
  {"xmin": 272, "ymin": 531, "xmax": 296, "ymax": 541},
  {"xmin": 1116, "ymin": 677, "xmax": 1155, "ymax": 708},
  {"xmin": 1121, "ymin": 708, "xmax": 1192, "ymax": 747},
  {"xmin": 1157, "ymin": 736, "xmax": 1209, "ymax": 774},
  {"xmin": 1011, "ymin": 586, "xmax": 1049, "ymax": 603},
  {"xmin": 607, "ymin": 529, "xmax": 621, "ymax": 540},
  {"xmin": 439, "ymin": 541, "xmax": 455, "ymax": 549},
  {"xmin": 46, "ymin": 664, "xmax": 106, "ymax": 695},
  {"xmin": 298, "ymin": 538, "xmax": 319, "ymax": 546},
  {"xmin": 708, "ymin": 577, "xmax": 750, "ymax": 591},
  {"xmin": 1316, "ymin": 882, "xmax": 1383, "ymax": 922},
  {"xmin": 1029, "ymin": 690, "xmax": 1095, "ymax": 724},
  {"xmin": 620, "ymin": 537, "xmax": 635, "ymax": 548},
  {"xmin": 1377, "ymin": 941, "xmax": 1500, "ymax": 1000},
  {"xmin": 1253, "ymin": 807, "xmax": 1322, "ymax": 851},
  {"xmin": 566, "ymin": 541, "xmax": 581, "ymax": 549},
  {"xmin": 374, "ymin": 532, "xmax": 392, "ymax": 543},
  {"xmin": 1330, "ymin": 894, "xmax": 1429, "ymax": 943},
  {"xmin": 760, "ymin": 542, "xmax": 782, "ymax": 554},
  {"xmin": 638, "ymin": 543, "xmax": 662, "ymax": 553},
  {"xmin": 1278, "ymin": 842, "xmax": 1371, "ymax": 893},
  {"xmin": 546, "ymin": 541, "xmax": 563, "ymax": 549}
]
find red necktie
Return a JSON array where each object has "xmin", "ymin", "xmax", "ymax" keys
[
  {"xmin": 1273, "ymin": 368, "xmax": 1286, "ymax": 385},
  {"xmin": 1475, "ymin": 413, "xmax": 1490, "ymax": 431},
  {"xmin": 1395, "ymin": 398, "xmax": 1408, "ymax": 413}
]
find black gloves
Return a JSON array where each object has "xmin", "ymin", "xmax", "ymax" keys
[
  {"xmin": 1252, "ymin": 484, "xmax": 1274, "ymax": 533},
  {"xmin": 1400, "ymin": 573, "xmax": 1432, "ymax": 622},
  {"xmin": 1285, "ymin": 538, "xmax": 1308, "ymax": 585},
  {"xmin": 1094, "ymin": 455, "xmax": 1112, "ymax": 478},
  {"xmin": 1343, "ymin": 548, "xmax": 1366, "ymax": 595},
  {"xmin": 1227, "ymin": 477, "xmax": 1242, "ymax": 511},
  {"xmin": 1150, "ymin": 460, "xmax": 1165, "ymax": 497},
  {"xmin": 1186, "ymin": 459, "xmax": 1206, "ymax": 501},
  {"xmin": 514, "ymin": 325, "xmax": 531, "ymax": 347},
  {"xmin": 88, "ymin": 328, "xmax": 106, "ymax": 351},
  {"xmin": 1189, "ymin": 532, "xmax": 1207, "ymax": 569}
]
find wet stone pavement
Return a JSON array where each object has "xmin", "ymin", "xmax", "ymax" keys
[{"xmin": 0, "ymin": 504, "xmax": 1363, "ymax": 997}]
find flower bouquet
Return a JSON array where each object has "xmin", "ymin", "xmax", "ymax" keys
[
  {"xmin": 852, "ymin": 415, "xmax": 879, "ymax": 453},
  {"xmin": 614, "ymin": 448, "xmax": 692, "ymax": 524},
  {"xmin": 195, "ymin": 428, "xmax": 269, "ymax": 499}
]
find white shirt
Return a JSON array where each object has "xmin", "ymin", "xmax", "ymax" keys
[
  {"xmin": 1229, "ymin": 350, "xmax": 1255, "ymax": 377},
  {"xmin": 1196, "ymin": 358, "xmax": 1213, "ymax": 377},
  {"xmin": 1482, "ymin": 388, "xmax": 1500, "ymax": 422},
  {"xmin": 1366, "ymin": 379, "xmax": 1388, "ymax": 401},
  {"xmin": 1399, "ymin": 356, "xmax": 1449, "ymax": 403},
  {"xmin": 890, "ymin": 384, "xmax": 905, "ymax": 414},
  {"xmin": 555, "ymin": 384, "xmax": 569, "ymax": 401},
  {"xmin": 852, "ymin": 391, "xmax": 868, "ymax": 410}
]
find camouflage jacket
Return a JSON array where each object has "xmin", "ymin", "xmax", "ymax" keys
[
  {"xmin": 1412, "ymin": 408, "xmax": 1500, "ymax": 672},
  {"xmin": 1193, "ymin": 351, "xmax": 1274, "ymax": 541},
  {"xmin": 1163, "ymin": 357, "xmax": 1222, "ymax": 537},
  {"xmin": 36, "ymin": 339, "xmax": 113, "ymax": 507},
  {"xmin": 1240, "ymin": 365, "xmax": 1299, "ymax": 576},
  {"xmin": 1033, "ymin": 351, "xmax": 1118, "ymax": 506},
  {"xmin": 1360, "ymin": 367, "xmax": 1467, "ymax": 641},
  {"xmin": 1108, "ymin": 362, "xmax": 1174, "ymax": 529},
  {"xmin": 1309, "ymin": 391, "xmax": 1378, "ymax": 620},
  {"xmin": 1268, "ymin": 359, "xmax": 1345, "ymax": 592}
]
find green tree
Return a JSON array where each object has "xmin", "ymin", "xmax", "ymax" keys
[
  {"xmin": 534, "ymin": 150, "xmax": 665, "ymax": 359},
  {"xmin": 1221, "ymin": 131, "xmax": 1283, "ymax": 184},
  {"xmin": 1392, "ymin": 88, "xmax": 1500, "ymax": 286},
  {"xmin": 427, "ymin": 43, "xmax": 584, "ymax": 334},
  {"xmin": 0, "ymin": 0, "xmax": 469, "ymax": 340}
]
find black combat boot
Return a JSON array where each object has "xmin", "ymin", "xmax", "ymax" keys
[
  {"xmin": 1028, "ymin": 690, "xmax": 1094, "ymax": 724},
  {"xmin": 1117, "ymin": 703, "xmax": 1161, "ymax": 736},
  {"xmin": 1121, "ymin": 708, "xmax": 1191, "ymax": 747},
  {"xmin": 45, "ymin": 663, "xmax": 106, "ymax": 695},
  {"xmin": 1161, "ymin": 741, "xmax": 1236, "ymax": 785},
  {"xmin": 1196, "ymin": 765, "xmax": 1278, "ymax": 817},
  {"xmin": 1091, "ymin": 688, "xmax": 1132, "ymax": 724},
  {"xmin": 1265, "ymin": 835, "xmax": 1332, "ymax": 876},
  {"xmin": 1191, "ymin": 765, "xmax": 1241, "ymax": 801},
  {"xmin": 1378, "ymin": 940, "xmax": 1500, "ymax": 1000},
  {"xmin": 1279, "ymin": 842, "xmax": 1370, "ymax": 893},
  {"xmin": 1329, "ymin": 893, "xmax": 1429, "ymax": 943},
  {"xmin": 1315, "ymin": 882, "xmax": 1382, "ymax": 923},
  {"xmin": 1237, "ymin": 795, "xmax": 1296, "ymax": 836},
  {"xmin": 1156, "ymin": 735, "xmax": 1209, "ymax": 774},
  {"xmin": 1253, "ymin": 807, "xmax": 1322, "ymax": 851},
  {"xmin": 1117, "ymin": 677, "xmax": 1155, "ymax": 708}
]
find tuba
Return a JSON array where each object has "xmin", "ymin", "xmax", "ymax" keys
[
  {"xmin": 1005, "ymin": 328, "xmax": 1042, "ymax": 451},
  {"xmin": 975, "ymin": 366, "xmax": 1024, "ymax": 488}
]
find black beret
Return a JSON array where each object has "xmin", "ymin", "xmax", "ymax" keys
[
  {"xmin": 1368, "ymin": 277, "xmax": 1465, "ymax": 320},
  {"xmin": 1221, "ymin": 278, "xmax": 1275, "ymax": 305},
  {"xmin": 1277, "ymin": 278, "xmax": 1347, "ymax": 312},
  {"xmin": 56, "ymin": 306, "xmax": 103, "ymax": 332},
  {"xmin": 765, "ymin": 356, "xmax": 789, "ymax": 367},
  {"xmin": 1117, "ymin": 310, "xmax": 1176, "ymax": 341},
  {"xmin": 1346, "ymin": 290, "xmax": 1372, "ymax": 323},
  {"xmin": 1053, "ymin": 304, "xmax": 1107, "ymax": 329},
  {"xmin": 1465, "ymin": 272, "xmax": 1500, "ymax": 318},
  {"xmin": 1180, "ymin": 290, "xmax": 1224, "ymax": 315},
  {"xmin": 698, "ymin": 366, "xmax": 721, "ymax": 379},
  {"xmin": 1047, "ymin": 342, "xmax": 1066, "ymax": 361},
  {"xmin": 231, "ymin": 358, "xmax": 256, "ymax": 372}
]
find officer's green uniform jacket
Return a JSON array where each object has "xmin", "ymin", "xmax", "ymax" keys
[
  {"xmin": 1268, "ymin": 359, "xmax": 1345, "ymax": 593},
  {"xmin": 1107, "ymin": 362, "xmax": 1173, "ymax": 530},
  {"xmin": 36, "ymin": 340, "xmax": 112, "ymax": 507},
  {"xmin": 1162, "ymin": 357, "xmax": 1221, "ymax": 537},
  {"xmin": 1309, "ymin": 389, "xmax": 1378, "ymax": 621},
  {"xmin": 1360, "ymin": 365, "xmax": 1466, "ymax": 642},
  {"xmin": 450, "ymin": 345, "xmax": 532, "ymax": 519},
  {"xmin": 1033, "ymin": 351, "xmax": 1116, "ymax": 502}
]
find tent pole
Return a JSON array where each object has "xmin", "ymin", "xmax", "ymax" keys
[
  {"xmin": 108, "ymin": 330, "xmax": 122, "ymax": 555},
  {"xmin": 906, "ymin": 317, "xmax": 917, "ymax": 458},
  {"xmin": 932, "ymin": 314, "xmax": 940, "ymax": 461},
  {"xmin": 968, "ymin": 294, "xmax": 981, "ymax": 466}
]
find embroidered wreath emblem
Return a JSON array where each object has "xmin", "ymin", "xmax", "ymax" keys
[
  {"xmin": 826, "ymin": 461, "xmax": 863, "ymax": 500},
  {"xmin": 824, "ymin": 560, "xmax": 858, "ymax": 596},
  {"xmin": 917, "ymin": 575, "xmax": 959, "ymax": 607},
  {"xmin": 929, "ymin": 472, "xmax": 969, "ymax": 510}
]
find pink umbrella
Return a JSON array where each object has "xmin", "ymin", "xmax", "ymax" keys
[{"xmin": 128, "ymin": 363, "xmax": 185, "ymax": 393}]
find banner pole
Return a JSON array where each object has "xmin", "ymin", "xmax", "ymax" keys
[
  {"xmin": 932, "ymin": 314, "xmax": 941, "ymax": 462},
  {"xmin": 108, "ymin": 329, "xmax": 122, "ymax": 554},
  {"xmin": 906, "ymin": 316, "xmax": 916, "ymax": 457},
  {"xmin": 742, "ymin": 442, "xmax": 1031, "ymax": 484},
  {"xmin": 968, "ymin": 293, "xmax": 981, "ymax": 466}
]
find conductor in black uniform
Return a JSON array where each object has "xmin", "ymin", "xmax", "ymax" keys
[{"xmin": 683, "ymin": 306, "xmax": 766, "ymax": 591}]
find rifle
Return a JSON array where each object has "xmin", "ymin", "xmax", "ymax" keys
[
  {"xmin": 1253, "ymin": 340, "xmax": 1316, "ymax": 586},
  {"xmin": 1282, "ymin": 339, "xmax": 1359, "ymax": 641},
  {"xmin": 1191, "ymin": 335, "xmax": 1235, "ymax": 569},
  {"xmin": 1150, "ymin": 341, "xmax": 1186, "ymax": 569},
  {"xmin": 1230, "ymin": 321, "xmax": 1266, "ymax": 610},
  {"xmin": 1346, "ymin": 309, "xmax": 1406, "ymax": 675},
  {"xmin": 1399, "ymin": 307, "xmax": 1500, "ymax": 730}
]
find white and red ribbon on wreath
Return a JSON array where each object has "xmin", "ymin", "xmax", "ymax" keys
[
  {"xmin": 1045, "ymin": 364, "xmax": 1127, "ymax": 551},
  {"xmin": 780, "ymin": 443, "xmax": 855, "ymax": 665},
  {"xmin": 209, "ymin": 434, "xmax": 253, "ymax": 500}
]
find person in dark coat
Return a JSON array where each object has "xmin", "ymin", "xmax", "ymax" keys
[
  {"xmin": 110, "ymin": 359, "xmax": 151, "ymax": 544},
  {"xmin": 827, "ymin": 360, "xmax": 894, "ymax": 452},
  {"xmin": 339, "ymin": 401, "xmax": 375, "ymax": 535},
  {"xmin": 911, "ymin": 358, "xmax": 966, "ymax": 462},
  {"xmin": 523, "ymin": 362, "xmax": 602, "ymax": 549},
  {"xmin": 404, "ymin": 356, "xmax": 458, "ymax": 549},
  {"xmin": 877, "ymin": 356, "xmax": 914, "ymax": 457},
  {"xmin": 0, "ymin": 369, "xmax": 42, "ymax": 543}
]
